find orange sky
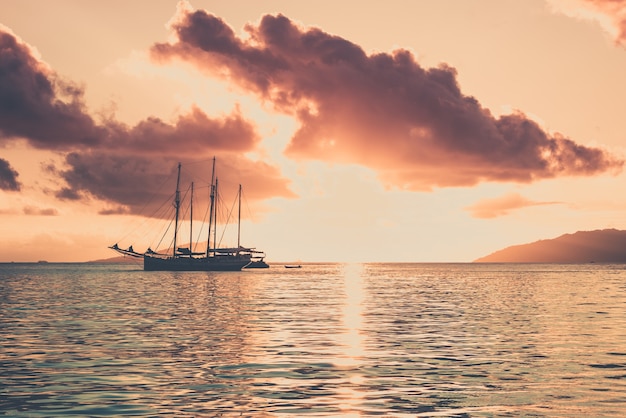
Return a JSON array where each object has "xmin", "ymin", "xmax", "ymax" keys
[{"xmin": 1, "ymin": 0, "xmax": 625, "ymax": 262}]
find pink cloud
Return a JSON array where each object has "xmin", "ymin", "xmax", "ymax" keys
[
  {"xmin": 151, "ymin": 5, "xmax": 623, "ymax": 190},
  {"xmin": 465, "ymin": 193, "xmax": 562, "ymax": 219},
  {"xmin": 0, "ymin": 26, "xmax": 294, "ymax": 210},
  {"xmin": 52, "ymin": 151, "xmax": 295, "ymax": 216},
  {"xmin": 584, "ymin": 0, "xmax": 626, "ymax": 45},
  {"xmin": 550, "ymin": 0, "xmax": 626, "ymax": 47},
  {"xmin": 23, "ymin": 206, "xmax": 58, "ymax": 216}
]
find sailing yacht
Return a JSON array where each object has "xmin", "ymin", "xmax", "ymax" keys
[{"xmin": 109, "ymin": 158, "xmax": 264, "ymax": 271}]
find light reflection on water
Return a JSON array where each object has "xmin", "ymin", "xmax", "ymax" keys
[
  {"xmin": 1, "ymin": 262, "xmax": 626, "ymax": 416},
  {"xmin": 336, "ymin": 263, "xmax": 366, "ymax": 417}
]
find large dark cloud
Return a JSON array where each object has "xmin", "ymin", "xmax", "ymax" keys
[
  {"xmin": 52, "ymin": 152, "xmax": 294, "ymax": 216},
  {"xmin": 152, "ymin": 6, "xmax": 623, "ymax": 190},
  {"xmin": 0, "ymin": 158, "xmax": 20, "ymax": 191},
  {"xmin": 0, "ymin": 30, "xmax": 104, "ymax": 148},
  {"xmin": 0, "ymin": 26, "xmax": 293, "ymax": 210},
  {"xmin": 102, "ymin": 105, "xmax": 257, "ymax": 155},
  {"xmin": 0, "ymin": 26, "xmax": 256, "ymax": 154}
]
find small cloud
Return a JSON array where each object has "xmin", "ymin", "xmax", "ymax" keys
[
  {"xmin": 0, "ymin": 158, "xmax": 21, "ymax": 191},
  {"xmin": 55, "ymin": 187, "xmax": 83, "ymax": 201},
  {"xmin": 99, "ymin": 206, "xmax": 131, "ymax": 215},
  {"xmin": 465, "ymin": 192, "xmax": 562, "ymax": 219},
  {"xmin": 23, "ymin": 205, "xmax": 59, "ymax": 216}
]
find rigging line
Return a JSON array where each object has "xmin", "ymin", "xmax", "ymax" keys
[
  {"xmin": 214, "ymin": 186, "xmax": 239, "ymax": 248},
  {"xmin": 176, "ymin": 186, "xmax": 192, "ymax": 247},
  {"xmin": 142, "ymin": 180, "xmax": 181, "ymax": 251},
  {"xmin": 193, "ymin": 206, "xmax": 209, "ymax": 253},
  {"xmin": 113, "ymin": 168, "xmax": 178, "ymax": 244},
  {"xmin": 154, "ymin": 215, "xmax": 175, "ymax": 255},
  {"xmin": 148, "ymin": 204, "xmax": 175, "ymax": 250},
  {"xmin": 212, "ymin": 187, "xmax": 228, "ymax": 248},
  {"xmin": 116, "ymin": 190, "xmax": 175, "ymax": 247},
  {"xmin": 134, "ymin": 167, "xmax": 178, "ymax": 218},
  {"xmin": 143, "ymin": 190, "xmax": 178, "ymax": 248},
  {"xmin": 178, "ymin": 158, "xmax": 218, "ymax": 186},
  {"xmin": 178, "ymin": 157, "xmax": 218, "ymax": 167},
  {"xmin": 192, "ymin": 185, "xmax": 212, "ymax": 253},
  {"xmin": 179, "ymin": 182, "xmax": 211, "ymax": 252},
  {"xmin": 167, "ymin": 180, "xmax": 211, "ymax": 253},
  {"xmin": 240, "ymin": 187, "xmax": 256, "ymax": 223}
]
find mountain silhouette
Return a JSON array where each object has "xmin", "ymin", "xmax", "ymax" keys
[{"xmin": 474, "ymin": 229, "xmax": 626, "ymax": 263}]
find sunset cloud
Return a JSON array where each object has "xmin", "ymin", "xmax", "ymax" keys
[
  {"xmin": 465, "ymin": 193, "xmax": 562, "ymax": 219},
  {"xmin": 52, "ymin": 151, "xmax": 295, "ymax": 216},
  {"xmin": 0, "ymin": 26, "xmax": 294, "ymax": 210},
  {"xmin": 0, "ymin": 158, "xmax": 21, "ymax": 191},
  {"xmin": 0, "ymin": 27, "xmax": 258, "ymax": 154},
  {"xmin": 23, "ymin": 205, "xmax": 58, "ymax": 216},
  {"xmin": 0, "ymin": 28, "xmax": 104, "ymax": 149},
  {"xmin": 152, "ymin": 4, "xmax": 623, "ymax": 190},
  {"xmin": 549, "ymin": 0, "xmax": 626, "ymax": 46}
]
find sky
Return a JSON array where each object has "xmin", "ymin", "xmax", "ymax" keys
[{"xmin": 1, "ymin": 0, "xmax": 625, "ymax": 263}]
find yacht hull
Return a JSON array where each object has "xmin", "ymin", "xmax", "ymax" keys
[{"xmin": 143, "ymin": 255, "xmax": 250, "ymax": 271}]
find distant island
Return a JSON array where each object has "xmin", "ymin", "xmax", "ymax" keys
[{"xmin": 475, "ymin": 229, "xmax": 626, "ymax": 263}]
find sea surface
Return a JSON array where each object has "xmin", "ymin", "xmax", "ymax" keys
[{"xmin": 1, "ymin": 262, "xmax": 625, "ymax": 417}]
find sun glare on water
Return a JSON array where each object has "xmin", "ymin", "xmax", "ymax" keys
[{"xmin": 335, "ymin": 263, "xmax": 367, "ymax": 415}]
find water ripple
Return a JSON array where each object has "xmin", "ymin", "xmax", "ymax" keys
[{"xmin": 1, "ymin": 262, "xmax": 626, "ymax": 416}]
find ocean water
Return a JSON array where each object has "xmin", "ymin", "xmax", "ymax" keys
[{"xmin": 1, "ymin": 262, "xmax": 625, "ymax": 417}]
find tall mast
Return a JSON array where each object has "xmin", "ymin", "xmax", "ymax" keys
[
  {"xmin": 173, "ymin": 162, "xmax": 181, "ymax": 258},
  {"xmin": 237, "ymin": 184, "xmax": 242, "ymax": 249},
  {"xmin": 214, "ymin": 178, "xmax": 219, "ymax": 252},
  {"xmin": 206, "ymin": 157, "xmax": 216, "ymax": 258},
  {"xmin": 190, "ymin": 182, "xmax": 194, "ymax": 254}
]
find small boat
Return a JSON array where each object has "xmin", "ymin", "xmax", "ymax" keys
[
  {"xmin": 284, "ymin": 265, "xmax": 302, "ymax": 269},
  {"xmin": 109, "ymin": 158, "xmax": 264, "ymax": 271}
]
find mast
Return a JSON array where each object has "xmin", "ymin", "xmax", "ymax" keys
[
  {"xmin": 173, "ymin": 162, "xmax": 182, "ymax": 258},
  {"xmin": 237, "ymin": 184, "xmax": 242, "ymax": 249},
  {"xmin": 206, "ymin": 157, "xmax": 216, "ymax": 258},
  {"xmin": 190, "ymin": 182, "xmax": 194, "ymax": 255},
  {"xmin": 214, "ymin": 178, "xmax": 219, "ymax": 252}
]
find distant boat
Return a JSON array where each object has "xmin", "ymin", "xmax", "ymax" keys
[
  {"xmin": 284, "ymin": 265, "xmax": 301, "ymax": 269},
  {"xmin": 109, "ymin": 158, "xmax": 265, "ymax": 271}
]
